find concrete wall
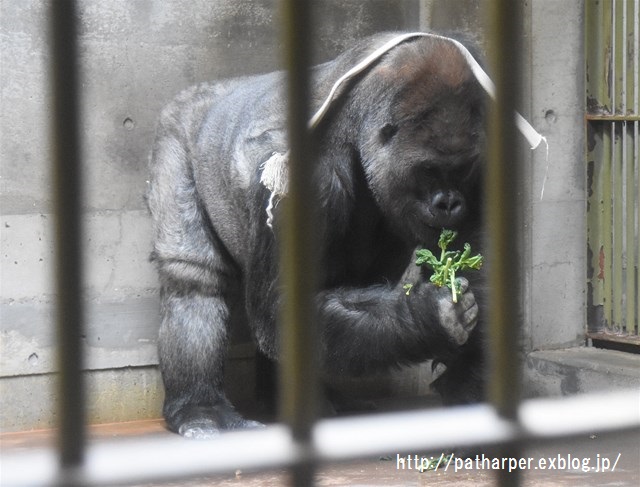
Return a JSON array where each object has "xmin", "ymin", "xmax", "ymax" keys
[
  {"xmin": 0, "ymin": 0, "xmax": 420, "ymax": 432},
  {"xmin": 526, "ymin": 0, "xmax": 587, "ymax": 350}
]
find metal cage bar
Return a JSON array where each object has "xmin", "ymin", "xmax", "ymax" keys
[
  {"xmin": 50, "ymin": 0, "xmax": 86, "ymax": 483},
  {"xmin": 635, "ymin": 0, "xmax": 640, "ymax": 331},
  {"xmin": 485, "ymin": 1, "xmax": 525, "ymax": 485},
  {"xmin": 485, "ymin": 0, "xmax": 524, "ymax": 420},
  {"xmin": 278, "ymin": 0, "xmax": 320, "ymax": 484}
]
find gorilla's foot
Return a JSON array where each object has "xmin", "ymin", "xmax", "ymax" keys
[
  {"xmin": 168, "ymin": 403, "xmax": 265, "ymax": 439},
  {"xmin": 178, "ymin": 418, "xmax": 220, "ymax": 440}
]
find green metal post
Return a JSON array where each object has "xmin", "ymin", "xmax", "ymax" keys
[
  {"xmin": 612, "ymin": 2, "xmax": 625, "ymax": 330},
  {"xmin": 586, "ymin": 0, "xmax": 606, "ymax": 328},
  {"xmin": 630, "ymin": 0, "xmax": 640, "ymax": 335},
  {"xmin": 279, "ymin": 0, "xmax": 319, "ymax": 485},
  {"xmin": 485, "ymin": 0, "xmax": 524, "ymax": 485},
  {"xmin": 587, "ymin": 0, "xmax": 615, "ymax": 329},
  {"xmin": 624, "ymin": 0, "xmax": 639, "ymax": 333}
]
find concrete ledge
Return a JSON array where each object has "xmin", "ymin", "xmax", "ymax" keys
[
  {"xmin": 524, "ymin": 347, "xmax": 640, "ymax": 397},
  {"xmin": 0, "ymin": 366, "xmax": 164, "ymax": 433},
  {"xmin": 0, "ymin": 342, "xmax": 261, "ymax": 433}
]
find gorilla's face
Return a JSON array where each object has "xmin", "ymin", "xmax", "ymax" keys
[{"xmin": 362, "ymin": 81, "xmax": 485, "ymax": 245}]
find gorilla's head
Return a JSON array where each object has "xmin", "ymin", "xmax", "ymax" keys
[{"xmin": 356, "ymin": 37, "xmax": 486, "ymax": 244}]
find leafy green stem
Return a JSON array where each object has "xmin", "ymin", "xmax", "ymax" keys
[{"xmin": 407, "ymin": 229, "xmax": 483, "ymax": 301}]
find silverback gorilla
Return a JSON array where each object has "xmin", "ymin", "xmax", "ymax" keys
[{"xmin": 147, "ymin": 32, "xmax": 487, "ymax": 438}]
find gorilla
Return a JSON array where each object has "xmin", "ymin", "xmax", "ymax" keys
[{"xmin": 147, "ymin": 32, "xmax": 487, "ymax": 438}]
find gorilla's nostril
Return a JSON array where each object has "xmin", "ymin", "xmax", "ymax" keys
[
  {"xmin": 432, "ymin": 191, "xmax": 464, "ymax": 215},
  {"xmin": 433, "ymin": 194, "xmax": 449, "ymax": 211},
  {"xmin": 449, "ymin": 197, "xmax": 464, "ymax": 213}
]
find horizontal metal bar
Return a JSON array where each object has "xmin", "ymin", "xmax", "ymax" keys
[
  {"xmin": 585, "ymin": 114, "xmax": 640, "ymax": 121},
  {"xmin": 587, "ymin": 332, "xmax": 640, "ymax": 346},
  {"xmin": 2, "ymin": 390, "xmax": 638, "ymax": 487}
]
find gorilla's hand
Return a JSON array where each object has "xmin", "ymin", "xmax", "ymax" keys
[{"xmin": 406, "ymin": 277, "xmax": 478, "ymax": 347}]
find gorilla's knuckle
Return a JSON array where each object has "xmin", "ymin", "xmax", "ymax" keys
[
  {"xmin": 457, "ymin": 277, "xmax": 470, "ymax": 293},
  {"xmin": 459, "ymin": 290, "xmax": 476, "ymax": 309},
  {"xmin": 463, "ymin": 306, "xmax": 479, "ymax": 331}
]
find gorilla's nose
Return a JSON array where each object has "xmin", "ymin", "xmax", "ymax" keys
[{"xmin": 431, "ymin": 190, "xmax": 466, "ymax": 226}]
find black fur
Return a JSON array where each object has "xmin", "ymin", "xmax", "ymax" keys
[{"xmin": 147, "ymin": 32, "xmax": 487, "ymax": 438}]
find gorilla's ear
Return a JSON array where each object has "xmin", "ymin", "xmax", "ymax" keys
[{"xmin": 379, "ymin": 123, "xmax": 398, "ymax": 144}]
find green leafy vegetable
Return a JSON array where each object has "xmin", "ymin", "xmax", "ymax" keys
[
  {"xmin": 419, "ymin": 453, "xmax": 454, "ymax": 472},
  {"xmin": 410, "ymin": 229, "xmax": 483, "ymax": 303}
]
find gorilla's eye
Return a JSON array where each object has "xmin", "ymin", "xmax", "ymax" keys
[{"xmin": 379, "ymin": 124, "xmax": 398, "ymax": 144}]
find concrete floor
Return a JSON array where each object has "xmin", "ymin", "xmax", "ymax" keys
[{"xmin": 1, "ymin": 417, "xmax": 638, "ymax": 486}]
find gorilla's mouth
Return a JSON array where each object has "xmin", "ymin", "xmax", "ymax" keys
[{"xmin": 425, "ymin": 208, "xmax": 465, "ymax": 231}]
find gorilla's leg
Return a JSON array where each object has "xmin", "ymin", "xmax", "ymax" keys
[
  {"xmin": 148, "ymin": 105, "xmax": 261, "ymax": 438},
  {"xmin": 156, "ymin": 247, "xmax": 263, "ymax": 439}
]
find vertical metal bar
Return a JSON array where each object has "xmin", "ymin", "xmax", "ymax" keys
[
  {"xmin": 50, "ymin": 0, "xmax": 86, "ymax": 481},
  {"xmin": 609, "ymin": 2, "xmax": 618, "ymax": 330},
  {"xmin": 486, "ymin": 0, "xmax": 523, "ymax": 421},
  {"xmin": 587, "ymin": 133, "xmax": 606, "ymax": 332},
  {"xmin": 622, "ymin": 0, "xmax": 628, "ymax": 114},
  {"xmin": 612, "ymin": 4, "xmax": 624, "ymax": 330},
  {"xmin": 586, "ymin": 0, "xmax": 607, "ymax": 328},
  {"xmin": 621, "ymin": 0, "xmax": 630, "ymax": 332},
  {"xmin": 622, "ymin": 0, "xmax": 637, "ymax": 333},
  {"xmin": 612, "ymin": 0, "xmax": 617, "ymax": 111},
  {"xmin": 632, "ymin": 0, "xmax": 640, "ymax": 335},
  {"xmin": 485, "ymin": 0, "xmax": 524, "ymax": 485},
  {"xmin": 586, "ymin": 0, "xmax": 608, "ymax": 106},
  {"xmin": 279, "ymin": 0, "xmax": 318, "ymax": 485},
  {"xmin": 613, "ymin": 121, "xmax": 624, "ymax": 330},
  {"xmin": 625, "ymin": 116, "xmax": 636, "ymax": 332},
  {"xmin": 607, "ymin": 118, "xmax": 614, "ymax": 331},
  {"xmin": 602, "ymin": 2, "xmax": 614, "ymax": 328}
]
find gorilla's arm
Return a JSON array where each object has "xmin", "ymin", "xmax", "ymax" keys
[
  {"xmin": 317, "ymin": 278, "xmax": 478, "ymax": 375},
  {"xmin": 244, "ymin": 243, "xmax": 479, "ymax": 376}
]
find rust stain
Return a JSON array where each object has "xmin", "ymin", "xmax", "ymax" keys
[{"xmin": 598, "ymin": 245, "xmax": 605, "ymax": 280}]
